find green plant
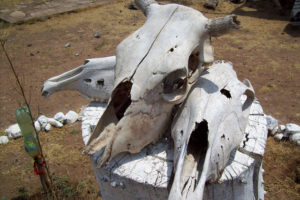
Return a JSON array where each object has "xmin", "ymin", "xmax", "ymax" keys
[
  {"xmin": 70, "ymin": 129, "xmax": 80, "ymax": 135},
  {"xmin": 17, "ymin": 186, "xmax": 29, "ymax": 199},
  {"xmin": 52, "ymin": 175, "xmax": 81, "ymax": 198}
]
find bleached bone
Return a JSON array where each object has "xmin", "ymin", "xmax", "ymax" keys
[
  {"xmin": 169, "ymin": 61, "xmax": 254, "ymax": 200},
  {"xmin": 134, "ymin": 0, "xmax": 158, "ymax": 16},
  {"xmin": 84, "ymin": 0, "xmax": 239, "ymax": 169},
  {"xmin": 41, "ymin": 56, "xmax": 115, "ymax": 102},
  {"xmin": 207, "ymin": 15, "xmax": 240, "ymax": 37}
]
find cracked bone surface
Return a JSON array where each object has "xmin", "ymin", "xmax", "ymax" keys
[
  {"xmin": 169, "ymin": 61, "xmax": 255, "ymax": 200},
  {"xmin": 81, "ymin": 62, "xmax": 267, "ymax": 200},
  {"xmin": 84, "ymin": 0, "xmax": 239, "ymax": 168},
  {"xmin": 41, "ymin": 56, "xmax": 115, "ymax": 102}
]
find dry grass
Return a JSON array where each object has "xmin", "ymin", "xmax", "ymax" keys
[
  {"xmin": 264, "ymin": 137, "xmax": 300, "ymax": 200},
  {"xmin": 0, "ymin": 0, "xmax": 36, "ymax": 10},
  {"xmin": 0, "ymin": 0, "xmax": 299, "ymax": 199},
  {"xmin": 0, "ymin": 123, "xmax": 101, "ymax": 199}
]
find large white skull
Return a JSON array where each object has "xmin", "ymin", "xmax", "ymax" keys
[{"xmin": 84, "ymin": 0, "xmax": 240, "ymax": 168}]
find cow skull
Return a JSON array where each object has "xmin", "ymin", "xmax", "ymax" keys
[
  {"xmin": 41, "ymin": 56, "xmax": 115, "ymax": 102},
  {"xmin": 169, "ymin": 61, "xmax": 254, "ymax": 200},
  {"xmin": 83, "ymin": 0, "xmax": 240, "ymax": 169}
]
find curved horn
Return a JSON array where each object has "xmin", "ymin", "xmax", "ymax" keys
[
  {"xmin": 135, "ymin": 0, "xmax": 158, "ymax": 16},
  {"xmin": 207, "ymin": 14, "xmax": 240, "ymax": 37}
]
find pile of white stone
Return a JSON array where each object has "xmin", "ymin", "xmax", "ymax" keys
[
  {"xmin": 266, "ymin": 115, "xmax": 300, "ymax": 146},
  {"xmin": 0, "ymin": 110, "xmax": 79, "ymax": 145}
]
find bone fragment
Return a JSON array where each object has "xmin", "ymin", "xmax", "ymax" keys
[
  {"xmin": 41, "ymin": 56, "xmax": 115, "ymax": 101},
  {"xmin": 207, "ymin": 15, "xmax": 240, "ymax": 37}
]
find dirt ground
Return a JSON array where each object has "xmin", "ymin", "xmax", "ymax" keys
[{"xmin": 0, "ymin": 0, "xmax": 299, "ymax": 199}]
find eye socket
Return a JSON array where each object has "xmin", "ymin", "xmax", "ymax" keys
[
  {"xmin": 163, "ymin": 77, "xmax": 186, "ymax": 94},
  {"xmin": 162, "ymin": 69, "xmax": 187, "ymax": 104}
]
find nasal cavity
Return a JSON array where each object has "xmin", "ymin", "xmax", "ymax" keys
[
  {"xmin": 188, "ymin": 50, "xmax": 200, "ymax": 73},
  {"xmin": 97, "ymin": 79, "xmax": 104, "ymax": 87},
  {"xmin": 111, "ymin": 81, "xmax": 132, "ymax": 120},
  {"xmin": 186, "ymin": 120, "xmax": 209, "ymax": 187},
  {"xmin": 220, "ymin": 88, "xmax": 231, "ymax": 98},
  {"xmin": 84, "ymin": 79, "xmax": 92, "ymax": 83},
  {"xmin": 188, "ymin": 120, "xmax": 209, "ymax": 155}
]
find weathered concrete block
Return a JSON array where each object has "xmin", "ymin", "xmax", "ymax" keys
[{"xmin": 91, "ymin": 139, "xmax": 173, "ymax": 200}]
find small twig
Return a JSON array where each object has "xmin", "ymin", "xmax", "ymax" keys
[{"xmin": 28, "ymin": 86, "xmax": 32, "ymax": 108}]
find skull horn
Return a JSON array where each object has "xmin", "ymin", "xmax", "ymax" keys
[
  {"xmin": 207, "ymin": 14, "xmax": 240, "ymax": 37},
  {"xmin": 135, "ymin": 0, "xmax": 158, "ymax": 16}
]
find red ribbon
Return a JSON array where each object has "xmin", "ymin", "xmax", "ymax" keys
[{"xmin": 33, "ymin": 160, "xmax": 46, "ymax": 175}]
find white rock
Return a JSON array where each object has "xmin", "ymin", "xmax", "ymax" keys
[
  {"xmin": 0, "ymin": 136, "xmax": 9, "ymax": 144},
  {"xmin": 274, "ymin": 133, "xmax": 283, "ymax": 141},
  {"xmin": 5, "ymin": 124, "xmax": 22, "ymax": 139},
  {"xmin": 278, "ymin": 125, "xmax": 286, "ymax": 133},
  {"xmin": 297, "ymin": 140, "xmax": 300, "ymax": 146},
  {"xmin": 289, "ymin": 133, "xmax": 300, "ymax": 144},
  {"xmin": 48, "ymin": 118, "xmax": 63, "ymax": 128},
  {"xmin": 45, "ymin": 123, "xmax": 52, "ymax": 132},
  {"xmin": 271, "ymin": 126, "xmax": 278, "ymax": 136},
  {"xmin": 34, "ymin": 121, "xmax": 41, "ymax": 132},
  {"xmin": 110, "ymin": 181, "xmax": 117, "ymax": 187},
  {"xmin": 286, "ymin": 123, "xmax": 300, "ymax": 134},
  {"xmin": 38, "ymin": 115, "xmax": 49, "ymax": 129},
  {"xmin": 265, "ymin": 115, "xmax": 278, "ymax": 134},
  {"xmin": 66, "ymin": 110, "xmax": 79, "ymax": 124},
  {"xmin": 10, "ymin": 11, "xmax": 25, "ymax": 18},
  {"xmin": 54, "ymin": 112, "xmax": 66, "ymax": 124}
]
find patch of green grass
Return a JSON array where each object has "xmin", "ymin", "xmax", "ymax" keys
[
  {"xmin": 17, "ymin": 186, "xmax": 29, "ymax": 199},
  {"xmin": 70, "ymin": 129, "xmax": 80, "ymax": 135},
  {"xmin": 52, "ymin": 174, "xmax": 81, "ymax": 199}
]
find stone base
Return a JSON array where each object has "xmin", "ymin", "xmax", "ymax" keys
[{"xmin": 82, "ymin": 99, "xmax": 267, "ymax": 200}]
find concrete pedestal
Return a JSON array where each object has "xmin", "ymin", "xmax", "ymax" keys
[{"xmin": 81, "ymin": 99, "xmax": 267, "ymax": 200}]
